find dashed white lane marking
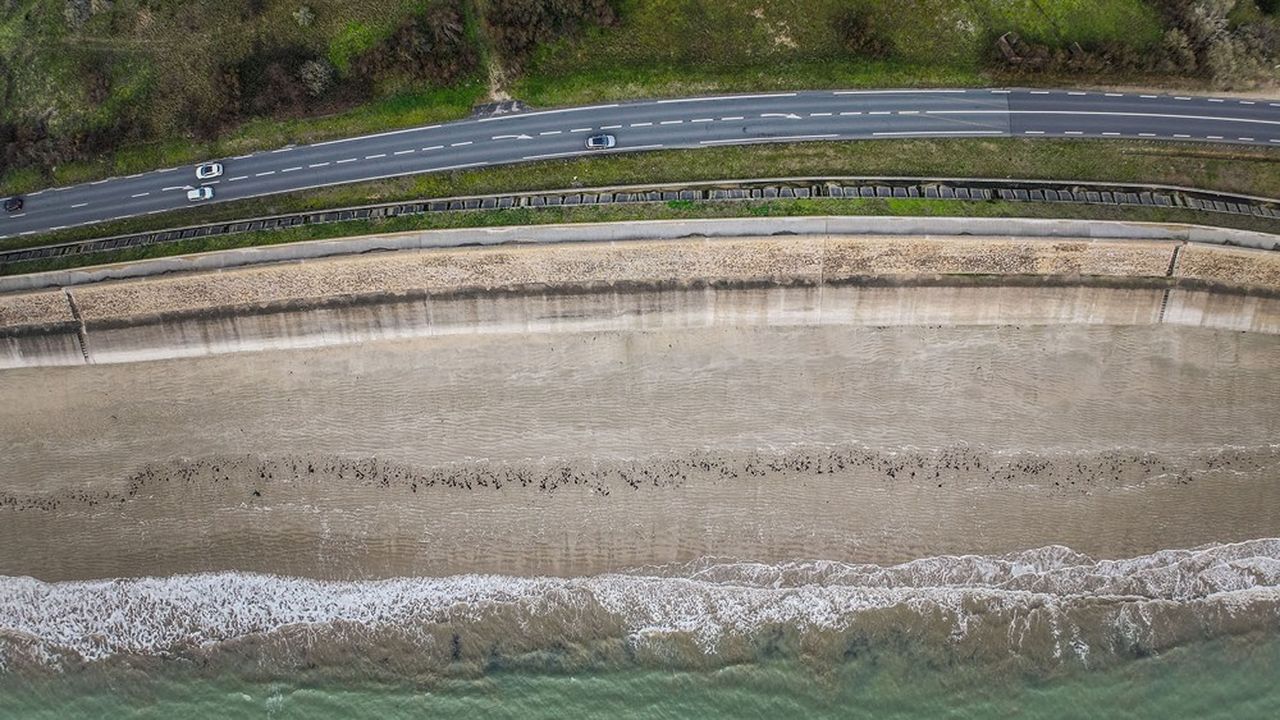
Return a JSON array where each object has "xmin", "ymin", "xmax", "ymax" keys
[
  {"xmin": 309, "ymin": 162, "xmax": 330, "ymax": 168},
  {"xmin": 147, "ymin": 209, "xmax": 166, "ymax": 215},
  {"xmin": 809, "ymin": 112, "xmax": 833, "ymax": 117},
  {"xmin": 990, "ymin": 89, "xmax": 1012, "ymax": 94},
  {"xmin": 1271, "ymin": 139, "xmax": 1280, "ymax": 143},
  {"xmin": 656, "ymin": 92, "xmax": 795, "ymax": 103},
  {"xmin": 229, "ymin": 175, "xmax": 248, "ymax": 181},
  {"xmin": 126, "ymin": 173, "xmax": 144, "ymax": 179},
  {"xmin": 1025, "ymin": 130, "xmax": 1045, "ymax": 135},
  {"xmin": 281, "ymin": 166, "xmax": 302, "ymax": 172},
  {"xmin": 1271, "ymin": 103, "xmax": 1280, "ymax": 107},
  {"xmin": 721, "ymin": 116, "xmax": 746, "ymax": 121},
  {"xmin": 873, "ymin": 130, "xmax": 1003, "ymax": 137},
  {"xmin": 336, "ymin": 158, "xmax": 357, "ymax": 164},
  {"xmin": 271, "ymin": 147, "xmax": 294, "ymax": 153},
  {"xmin": 540, "ymin": 130, "xmax": 562, "ymax": 135},
  {"xmin": 601, "ymin": 124, "xmax": 623, "ymax": 129},
  {"xmin": 868, "ymin": 111, "xmax": 892, "ymax": 115},
  {"xmin": 450, "ymin": 141, "xmax": 473, "ymax": 147},
  {"xmin": 1240, "ymin": 137, "xmax": 1254, "ymax": 141},
  {"xmin": 422, "ymin": 145, "xmax": 443, "ymax": 151},
  {"xmin": 898, "ymin": 110, "xmax": 919, "ymax": 115},
  {"xmin": 255, "ymin": 171, "xmax": 275, "ymax": 176},
  {"xmin": 365, "ymin": 153, "xmax": 386, "ymax": 159},
  {"xmin": 1030, "ymin": 90, "xmax": 1050, "ymax": 95},
  {"xmin": 70, "ymin": 202, "xmax": 87, "ymax": 208},
  {"xmin": 1141, "ymin": 94, "xmax": 1159, "ymax": 99},
  {"xmin": 49, "ymin": 225, "xmax": 66, "ymax": 231},
  {"xmin": 1102, "ymin": 132, "xmax": 1121, "ymax": 136},
  {"xmin": 18, "ymin": 230, "xmax": 34, "ymax": 234},
  {"xmin": 839, "ymin": 111, "xmax": 862, "ymax": 116},
  {"xmin": 659, "ymin": 120, "xmax": 683, "ymax": 125},
  {"xmin": 570, "ymin": 127, "xmax": 593, "ymax": 132},
  {"xmin": 631, "ymin": 122, "xmax": 653, "ymax": 127},
  {"xmin": 28, "ymin": 190, "xmax": 43, "ymax": 196},
  {"xmin": 1068, "ymin": 91, "xmax": 1086, "ymax": 96},
  {"xmin": 1139, "ymin": 133, "xmax": 1156, "ymax": 137},
  {"xmin": 1106, "ymin": 93, "xmax": 1124, "ymax": 97},
  {"xmin": 1174, "ymin": 97, "xmax": 1191, "ymax": 101},
  {"xmin": 130, "ymin": 192, "xmax": 149, "ymax": 197},
  {"xmin": 1240, "ymin": 101, "xmax": 1255, "ymax": 105},
  {"xmin": 203, "ymin": 180, "xmax": 220, "ymax": 185},
  {"xmin": 1207, "ymin": 135, "xmax": 1224, "ymax": 139},
  {"xmin": 1064, "ymin": 131, "xmax": 1083, "ymax": 135},
  {"xmin": 690, "ymin": 118, "xmax": 713, "ymax": 123},
  {"xmin": 700, "ymin": 134, "xmax": 836, "ymax": 145},
  {"xmin": 1174, "ymin": 134, "xmax": 1191, "ymax": 138},
  {"xmin": 393, "ymin": 149, "xmax": 415, "ymax": 155},
  {"xmin": 90, "ymin": 179, "xmax": 109, "ymax": 185},
  {"xmin": 1208, "ymin": 98, "xmax": 1224, "ymax": 103},
  {"xmin": 162, "ymin": 186, "xmax": 185, "ymax": 191}
]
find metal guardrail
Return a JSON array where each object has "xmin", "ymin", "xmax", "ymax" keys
[{"xmin": 2, "ymin": 177, "xmax": 1277, "ymax": 268}]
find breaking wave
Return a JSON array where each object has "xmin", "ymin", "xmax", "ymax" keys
[{"xmin": 2, "ymin": 539, "xmax": 1278, "ymax": 676}]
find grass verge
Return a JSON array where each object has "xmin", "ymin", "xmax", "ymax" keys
[
  {"xmin": 3, "ymin": 138, "xmax": 1277, "ymax": 254},
  {"xmin": 3, "ymin": 198, "xmax": 1275, "ymax": 278}
]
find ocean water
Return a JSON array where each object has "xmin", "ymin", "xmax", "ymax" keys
[{"xmin": 2, "ymin": 540, "xmax": 1278, "ymax": 718}]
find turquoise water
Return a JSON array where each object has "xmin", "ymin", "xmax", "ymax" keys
[{"xmin": 2, "ymin": 633, "xmax": 1278, "ymax": 719}]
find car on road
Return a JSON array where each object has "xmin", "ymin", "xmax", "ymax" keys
[
  {"xmin": 3, "ymin": 196, "xmax": 22, "ymax": 213},
  {"xmin": 195, "ymin": 162, "xmax": 223, "ymax": 180},
  {"xmin": 187, "ymin": 187, "xmax": 214, "ymax": 202},
  {"xmin": 585, "ymin": 134, "xmax": 616, "ymax": 150}
]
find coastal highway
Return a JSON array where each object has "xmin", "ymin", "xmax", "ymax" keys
[{"xmin": 3, "ymin": 88, "xmax": 1279, "ymax": 240}]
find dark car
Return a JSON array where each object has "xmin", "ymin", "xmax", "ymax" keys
[{"xmin": 3, "ymin": 196, "xmax": 22, "ymax": 213}]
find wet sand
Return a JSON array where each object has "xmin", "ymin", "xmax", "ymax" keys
[{"xmin": 1, "ymin": 319, "xmax": 1277, "ymax": 580}]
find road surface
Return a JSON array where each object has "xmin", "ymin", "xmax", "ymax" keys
[{"xmin": 2, "ymin": 88, "xmax": 1278, "ymax": 240}]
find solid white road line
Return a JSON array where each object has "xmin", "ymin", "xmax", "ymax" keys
[
  {"xmin": 311, "ymin": 124, "xmax": 441, "ymax": 146},
  {"xmin": 874, "ymin": 130, "xmax": 1003, "ymax": 136},
  {"xmin": 477, "ymin": 103, "xmax": 619, "ymax": 122},
  {"xmin": 924, "ymin": 109, "xmax": 1280, "ymax": 126},
  {"xmin": 656, "ymin": 93, "xmax": 795, "ymax": 103},
  {"xmin": 834, "ymin": 89, "xmax": 965, "ymax": 95},
  {"xmin": 700, "ymin": 134, "xmax": 837, "ymax": 145}
]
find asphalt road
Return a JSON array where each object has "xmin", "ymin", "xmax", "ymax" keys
[{"xmin": 3, "ymin": 88, "xmax": 1279, "ymax": 240}]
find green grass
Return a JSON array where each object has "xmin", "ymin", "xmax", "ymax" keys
[
  {"xmin": 4, "ymin": 138, "xmax": 1277, "ymax": 253},
  {"xmin": 4, "ymin": 198, "xmax": 1272, "ymax": 277},
  {"xmin": 514, "ymin": 0, "xmax": 1166, "ymax": 106}
]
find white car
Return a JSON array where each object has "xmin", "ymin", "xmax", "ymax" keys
[
  {"xmin": 585, "ymin": 134, "xmax": 616, "ymax": 150},
  {"xmin": 186, "ymin": 186, "xmax": 214, "ymax": 202},
  {"xmin": 195, "ymin": 162, "xmax": 223, "ymax": 180}
]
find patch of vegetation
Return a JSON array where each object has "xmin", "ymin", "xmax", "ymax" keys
[{"xmin": 1, "ymin": 0, "xmax": 481, "ymax": 187}]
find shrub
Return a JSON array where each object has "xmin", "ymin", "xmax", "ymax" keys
[
  {"xmin": 484, "ymin": 0, "xmax": 617, "ymax": 69},
  {"xmin": 299, "ymin": 59, "xmax": 335, "ymax": 97}
]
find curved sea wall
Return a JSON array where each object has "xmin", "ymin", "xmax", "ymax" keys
[{"xmin": 1, "ymin": 230, "xmax": 1279, "ymax": 368}]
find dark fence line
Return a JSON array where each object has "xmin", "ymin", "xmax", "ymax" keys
[{"xmin": 2, "ymin": 177, "xmax": 1277, "ymax": 267}]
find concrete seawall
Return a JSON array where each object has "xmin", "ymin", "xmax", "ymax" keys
[{"xmin": 2, "ymin": 229, "xmax": 1279, "ymax": 369}]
